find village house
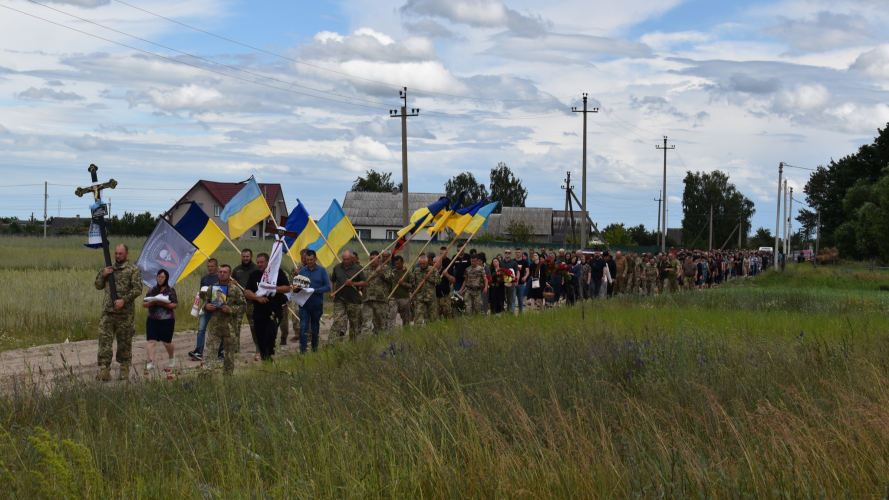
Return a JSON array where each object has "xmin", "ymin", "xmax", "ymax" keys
[{"xmin": 166, "ymin": 180, "xmax": 287, "ymax": 239}]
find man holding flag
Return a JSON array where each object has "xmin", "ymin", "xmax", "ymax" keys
[{"xmin": 243, "ymin": 243, "xmax": 291, "ymax": 361}]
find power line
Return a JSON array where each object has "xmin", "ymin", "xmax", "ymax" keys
[{"xmin": 109, "ymin": 0, "xmax": 578, "ymax": 103}]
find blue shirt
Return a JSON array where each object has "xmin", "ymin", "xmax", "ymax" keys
[{"xmin": 298, "ymin": 265, "xmax": 331, "ymax": 307}]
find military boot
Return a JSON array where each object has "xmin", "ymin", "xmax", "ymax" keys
[
  {"xmin": 96, "ymin": 366, "xmax": 111, "ymax": 382},
  {"xmin": 118, "ymin": 364, "xmax": 131, "ymax": 381}
]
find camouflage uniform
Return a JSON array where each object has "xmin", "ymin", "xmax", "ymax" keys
[
  {"xmin": 437, "ymin": 296, "xmax": 452, "ymax": 320},
  {"xmin": 642, "ymin": 261, "xmax": 658, "ymax": 296},
  {"xmin": 626, "ymin": 257, "xmax": 638, "ymax": 294},
  {"xmin": 390, "ymin": 267, "xmax": 413, "ymax": 327},
  {"xmin": 667, "ymin": 257, "xmax": 680, "ymax": 293},
  {"xmin": 656, "ymin": 258, "xmax": 669, "ymax": 294},
  {"xmin": 331, "ymin": 263, "xmax": 366, "ymax": 341},
  {"xmin": 463, "ymin": 265, "xmax": 486, "ymax": 315},
  {"xmin": 94, "ymin": 261, "xmax": 143, "ymax": 379},
  {"xmin": 614, "ymin": 255, "xmax": 627, "ymax": 294},
  {"xmin": 408, "ymin": 266, "xmax": 441, "ymax": 324},
  {"xmin": 681, "ymin": 262, "xmax": 697, "ymax": 292},
  {"xmin": 364, "ymin": 264, "xmax": 394, "ymax": 334},
  {"xmin": 203, "ymin": 282, "xmax": 246, "ymax": 375}
]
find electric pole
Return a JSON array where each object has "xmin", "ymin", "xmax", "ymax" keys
[
  {"xmin": 43, "ymin": 181, "xmax": 48, "ymax": 238},
  {"xmin": 788, "ymin": 187, "xmax": 793, "ymax": 260},
  {"xmin": 815, "ymin": 210, "xmax": 820, "ymax": 266},
  {"xmin": 738, "ymin": 213, "xmax": 742, "ymax": 249},
  {"xmin": 655, "ymin": 136, "xmax": 675, "ymax": 253},
  {"xmin": 561, "ymin": 172, "xmax": 577, "ymax": 248},
  {"xmin": 654, "ymin": 191, "xmax": 662, "ymax": 249},
  {"xmin": 782, "ymin": 180, "xmax": 788, "ymax": 267},
  {"xmin": 390, "ymin": 87, "xmax": 419, "ymax": 259},
  {"xmin": 572, "ymin": 94, "xmax": 598, "ymax": 248},
  {"xmin": 775, "ymin": 162, "xmax": 784, "ymax": 270},
  {"xmin": 708, "ymin": 205, "xmax": 713, "ymax": 253}
]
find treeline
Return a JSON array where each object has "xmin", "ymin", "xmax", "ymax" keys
[{"xmin": 0, "ymin": 212, "xmax": 157, "ymax": 237}]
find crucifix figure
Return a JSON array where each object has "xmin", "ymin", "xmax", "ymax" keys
[{"xmin": 75, "ymin": 164, "xmax": 118, "ymax": 300}]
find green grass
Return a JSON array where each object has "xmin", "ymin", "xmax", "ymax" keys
[{"xmin": 2, "ymin": 266, "xmax": 889, "ymax": 497}]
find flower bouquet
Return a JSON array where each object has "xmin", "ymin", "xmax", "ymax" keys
[
  {"xmin": 450, "ymin": 291, "xmax": 465, "ymax": 313},
  {"xmin": 497, "ymin": 268, "xmax": 515, "ymax": 288}
]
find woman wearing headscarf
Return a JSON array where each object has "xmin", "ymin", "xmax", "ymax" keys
[{"xmin": 143, "ymin": 269, "xmax": 178, "ymax": 371}]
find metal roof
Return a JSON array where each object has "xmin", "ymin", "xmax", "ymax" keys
[{"xmin": 342, "ymin": 191, "xmax": 446, "ymax": 227}]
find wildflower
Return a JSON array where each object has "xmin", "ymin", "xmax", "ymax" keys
[{"xmin": 625, "ymin": 371, "xmax": 632, "ymax": 378}]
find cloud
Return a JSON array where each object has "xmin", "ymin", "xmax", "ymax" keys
[
  {"xmin": 629, "ymin": 95, "xmax": 709, "ymax": 126},
  {"xmin": 399, "ymin": 0, "xmax": 550, "ymax": 37},
  {"xmin": 65, "ymin": 134, "xmax": 118, "ymax": 151},
  {"xmin": 0, "ymin": 124, "xmax": 9, "ymax": 134},
  {"xmin": 764, "ymin": 11, "xmax": 875, "ymax": 53},
  {"xmin": 45, "ymin": 0, "xmax": 110, "ymax": 7},
  {"xmin": 144, "ymin": 84, "xmax": 223, "ymax": 110},
  {"xmin": 486, "ymin": 32, "xmax": 653, "ymax": 64},
  {"xmin": 402, "ymin": 18, "xmax": 461, "ymax": 39},
  {"xmin": 345, "ymin": 136, "xmax": 393, "ymax": 161},
  {"xmin": 16, "ymin": 87, "xmax": 85, "ymax": 102},
  {"xmin": 849, "ymin": 44, "xmax": 889, "ymax": 79},
  {"xmin": 355, "ymin": 117, "xmax": 435, "ymax": 139},
  {"xmin": 44, "ymin": 79, "xmax": 65, "ymax": 87},
  {"xmin": 640, "ymin": 31, "xmax": 713, "ymax": 52},
  {"xmin": 303, "ymin": 28, "xmax": 436, "ymax": 62},
  {"xmin": 772, "ymin": 83, "xmax": 832, "ymax": 113},
  {"xmin": 95, "ymin": 124, "xmax": 139, "ymax": 135}
]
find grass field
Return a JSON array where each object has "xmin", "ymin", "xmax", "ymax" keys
[
  {"xmin": 1, "ymin": 258, "xmax": 889, "ymax": 497},
  {"xmin": 0, "ymin": 236, "xmax": 524, "ymax": 352}
]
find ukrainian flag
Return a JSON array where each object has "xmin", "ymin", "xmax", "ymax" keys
[
  {"xmin": 283, "ymin": 200, "xmax": 322, "ymax": 255},
  {"xmin": 462, "ymin": 201, "xmax": 499, "ymax": 235},
  {"xmin": 427, "ymin": 192, "xmax": 465, "ymax": 235},
  {"xmin": 174, "ymin": 201, "xmax": 226, "ymax": 278},
  {"xmin": 408, "ymin": 196, "xmax": 450, "ymax": 225},
  {"xmin": 446, "ymin": 199, "xmax": 487, "ymax": 235},
  {"xmin": 219, "ymin": 177, "xmax": 271, "ymax": 239},
  {"xmin": 307, "ymin": 200, "xmax": 355, "ymax": 267}
]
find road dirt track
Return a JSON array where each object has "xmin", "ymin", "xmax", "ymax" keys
[{"xmin": 0, "ymin": 318, "xmax": 334, "ymax": 390}]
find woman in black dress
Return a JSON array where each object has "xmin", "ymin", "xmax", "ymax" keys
[
  {"xmin": 488, "ymin": 257, "xmax": 506, "ymax": 314},
  {"xmin": 143, "ymin": 269, "xmax": 178, "ymax": 372},
  {"xmin": 527, "ymin": 252, "xmax": 547, "ymax": 309}
]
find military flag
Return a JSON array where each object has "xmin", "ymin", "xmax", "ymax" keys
[
  {"xmin": 135, "ymin": 218, "xmax": 198, "ymax": 287},
  {"xmin": 174, "ymin": 201, "xmax": 226, "ymax": 277},
  {"xmin": 307, "ymin": 199, "xmax": 356, "ymax": 267},
  {"xmin": 219, "ymin": 177, "xmax": 271, "ymax": 239}
]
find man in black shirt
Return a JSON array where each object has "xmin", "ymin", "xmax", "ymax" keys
[
  {"xmin": 244, "ymin": 252, "xmax": 290, "ymax": 361},
  {"xmin": 436, "ymin": 246, "xmax": 454, "ymax": 319},
  {"xmin": 451, "ymin": 244, "xmax": 471, "ymax": 293},
  {"xmin": 589, "ymin": 251, "xmax": 606, "ymax": 299},
  {"xmin": 513, "ymin": 248, "xmax": 530, "ymax": 312}
]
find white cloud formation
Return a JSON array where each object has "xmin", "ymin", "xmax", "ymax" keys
[
  {"xmin": 144, "ymin": 85, "xmax": 223, "ymax": 111},
  {"xmin": 346, "ymin": 136, "xmax": 394, "ymax": 161},
  {"xmin": 45, "ymin": 0, "xmax": 110, "ymax": 8},
  {"xmin": 849, "ymin": 44, "xmax": 889, "ymax": 79},
  {"xmin": 399, "ymin": 0, "xmax": 550, "ymax": 37},
  {"xmin": 65, "ymin": 134, "xmax": 118, "ymax": 151},
  {"xmin": 763, "ymin": 11, "xmax": 875, "ymax": 53},
  {"xmin": 772, "ymin": 83, "xmax": 832, "ymax": 113}
]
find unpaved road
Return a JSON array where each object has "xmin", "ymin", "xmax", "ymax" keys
[{"xmin": 0, "ymin": 318, "xmax": 334, "ymax": 389}]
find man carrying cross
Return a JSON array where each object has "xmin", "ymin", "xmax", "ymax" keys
[{"xmin": 94, "ymin": 244, "xmax": 143, "ymax": 381}]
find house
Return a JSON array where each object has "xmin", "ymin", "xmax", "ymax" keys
[
  {"xmin": 476, "ymin": 207, "xmax": 554, "ymax": 243},
  {"xmin": 166, "ymin": 180, "xmax": 287, "ymax": 239},
  {"xmin": 342, "ymin": 191, "xmax": 445, "ymax": 241},
  {"xmin": 48, "ymin": 216, "xmax": 89, "ymax": 235},
  {"xmin": 551, "ymin": 210, "xmax": 591, "ymax": 244}
]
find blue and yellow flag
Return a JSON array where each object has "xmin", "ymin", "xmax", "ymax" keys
[
  {"xmin": 283, "ymin": 200, "xmax": 322, "ymax": 255},
  {"xmin": 307, "ymin": 200, "xmax": 355, "ymax": 267},
  {"xmin": 427, "ymin": 192, "xmax": 465, "ymax": 234},
  {"xmin": 219, "ymin": 177, "xmax": 271, "ymax": 239},
  {"xmin": 446, "ymin": 199, "xmax": 487, "ymax": 235},
  {"xmin": 407, "ymin": 196, "xmax": 450, "ymax": 226},
  {"xmin": 462, "ymin": 201, "xmax": 499, "ymax": 235},
  {"xmin": 174, "ymin": 202, "xmax": 227, "ymax": 277}
]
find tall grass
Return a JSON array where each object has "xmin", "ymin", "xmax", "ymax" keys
[{"xmin": 2, "ymin": 274, "xmax": 889, "ymax": 497}]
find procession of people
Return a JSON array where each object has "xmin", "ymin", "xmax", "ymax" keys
[{"xmin": 92, "ymin": 238, "xmax": 772, "ymax": 381}]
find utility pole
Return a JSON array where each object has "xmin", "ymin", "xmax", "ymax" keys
[
  {"xmin": 814, "ymin": 210, "xmax": 821, "ymax": 266},
  {"xmin": 655, "ymin": 137, "xmax": 675, "ymax": 253},
  {"xmin": 43, "ymin": 181, "xmax": 48, "ymax": 238},
  {"xmin": 782, "ymin": 180, "xmax": 788, "ymax": 264},
  {"xmin": 390, "ymin": 87, "xmax": 419, "ymax": 260},
  {"xmin": 572, "ymin": 94, "xmax": 598, "ymax": 248},
  {"xmin": 775, "ymin": 162, "xmax": 784, "ymax": 270},
  {"xmin": 654, "ymin": 191, "xmax": 662, "ymax": 249},
  {"xmin": 738, "ymin": 213, "xmax": 742, "ymax": 249},
  {"xmin": 561, "ymin": 172, "xmax": 576, "ymax": 248},
  {"xmin": 708, "ymin": 205, "xmax": 713, "ymax": 252},
  {"xmin": 788, "ymin": 187, "xmax": 793, "ymax": 260}
]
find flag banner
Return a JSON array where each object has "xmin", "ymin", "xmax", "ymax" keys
[
  {"xmin": 307, "ymin": 199, "xmax": 354, "ymax": 267},
  {"xmin": 427, "ymin": 192, "xmax": 465, "ymax": 234},
  {"xmin": 85, "ymin": 222, "xmax": 102, "ymax": 249},
  {"xmin": 393, "ymin": 216, "xmax": 432, "ymax": 255},
  {"xmin": 174, "ymin": 201, "xmax": 226, "ymax": 277},
  {"xmin": 462, "ymin": 201, "xmax": 499, "ymax": 235},
  {"xmin": 447, "ymin": 199, "xmax": 487, "ymax": 235},
  {"xmin": 257, "ymin": 237, "xmax": 285, "ymax": 297},
  {"xmin": 219, "ymin": 177, "xmax": 271, "ymax": 239},
  {"xmin": 136, "ymin": 218, "xmax": 198, "ymax": 287},
  {"xmin": 408, "ymin": 197, "xmax": 450, "ymax": 226},
  {"xmin": 283, "ymin": 199, "xmax": 322, "ymax": 254}
]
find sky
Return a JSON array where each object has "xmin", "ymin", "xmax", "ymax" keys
[{"xmin": 1, "ymin": 0, "xmax": 888, "ymax": 237}]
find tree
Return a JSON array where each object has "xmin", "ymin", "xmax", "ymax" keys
[
  {"xmin": 351, "ymin": 169, "xmax": 398, "ymax": 192},
  {"xmin": 488, "ymin": 162, "xmax": 527, "ymax": 214},
  {"xmin": 833, "ymin": 171, "xmax": 889, "ymax": 264},
  {"xmin": 681, "ymin": 171, "xmax": 755, "ymax": 249},
  {"xmin": 749, "ymin": 227, "xmax": 773, "ymax": 249},
  {"xmin": 107, "ymin": 211, "xmax": 156, "ymax": 236},
  {"xmin": 504, "ymin": 219, "xmax": 535, "ymax": 242},
  {"xmin": 445, "ymin": 173, "xmax": 488, "ymax": 207},
  {"xmin": 626, "ymin": 224, "xmax": 658, "ymax": 246},
  {"xmin": 803, "ymin": 122, "xmax": 889, "ymax": 248},
  {"xmin": 601, "ymin": 223, "xmax": 637, "ymax": 245}
]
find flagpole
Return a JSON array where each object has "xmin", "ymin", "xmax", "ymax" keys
[
  {"xmin": 329, "ymin": 236, "xmax": 403, "ymax": 298},
  {"xmin": 387, "ymin": 234, "xmax": 436, "ymax": 300},
  {"xmin": 409, "ymin": 231, "xmax": 475, "ymax": 299},
  {"xmin": 354, "ymin": 229, "xmax": 371, "ymax": 258}
]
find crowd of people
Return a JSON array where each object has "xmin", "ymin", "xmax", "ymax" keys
[{"xmin": 91, "ymin": 242, "xmax": 772, "ymax": 380}]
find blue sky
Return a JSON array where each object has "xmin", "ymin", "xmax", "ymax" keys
[{"xmin": 1, "ymin": 0, "xmax": 888, "ymax": 238}]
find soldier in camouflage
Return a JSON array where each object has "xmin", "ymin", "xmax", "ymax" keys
[
  {"xmin": 406, "ymin": 255, "xmax": 441, "ymax": 324},
  {"xmin": 202, "ymin": 264, "xmax": 245, "ymax": 375},
  {"xmin": 390, "ymin": 255, "xmax": 412, "ymax": 327},
  {"xmin": 364, "ymin": 251, "xmax": 393, "ymax": 334},
  {"xmin": 94, "ymin": 244, "xmax": 143, "ymax": 382},
  {"xmin": 626, "ymin": 252, "xmax": 638, "ymax": 295},
  {"xmin": 641, "ymin": 255, "xmax": 658, "ymax": 296},
  {"xmin": 330, "ymin": 250, "xmax": 367, "ymax": 341},
  {"xmin": 458, "ymin": 255, "xmax": 487, "ymax": 316}
]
